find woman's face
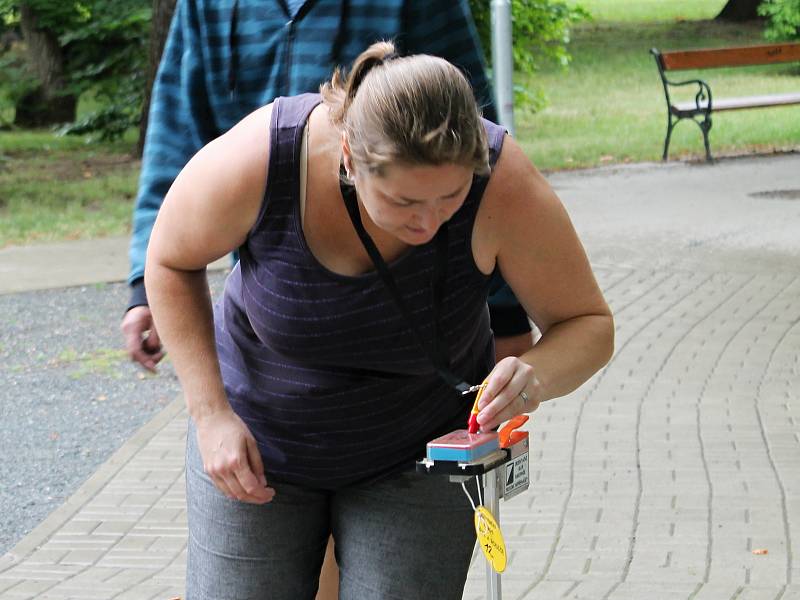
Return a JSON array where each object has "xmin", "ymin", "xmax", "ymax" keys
[{"xmin": 353, "ymin": 162, "xmax": 474, "ymax": 246}]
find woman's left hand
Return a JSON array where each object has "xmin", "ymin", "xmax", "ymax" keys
[{"xmin": 476, "ymin": 357, "xmax": 542, "ymax": 431}]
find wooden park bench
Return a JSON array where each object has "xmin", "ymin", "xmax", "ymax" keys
[{"xmin": 650, "ymin": 42, "xmax": 800, "ymax": 161}]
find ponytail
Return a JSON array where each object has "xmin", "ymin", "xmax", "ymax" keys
[
  {"xmin": 321, "ymin": 41, "xmax": 399, "ymax": 128},
  {"xmin": 320, "ymin": 41, "xmax": 489, "ymax": 177}
]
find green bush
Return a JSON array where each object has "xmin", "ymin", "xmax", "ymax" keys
[
  {"xmin": 57, "ymin": 1, "xmax": 150, "ymax": 140},
  {"xmin": 0, "ymin": 0, "xmax": 150, "ymax": 138},
  {"xmin": 0, "ymin": 46, "xmax": 37, "ymax": 126},
  {"xmin": 759, "ymin": 0, "xmax": 800, "ymax": 40},
  {"xmin": 468, "ymin": 0, "xmax": 589, "ymax": 110}
]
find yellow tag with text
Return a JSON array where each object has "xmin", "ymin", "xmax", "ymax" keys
[{"xmin": 474, "ymin": 505, "xmax": 507, "ymax": 573}]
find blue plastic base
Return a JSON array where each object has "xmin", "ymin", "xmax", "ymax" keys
[{"xmin": 426, "ymin": 430, "xmax": 499, "ymax": 463}]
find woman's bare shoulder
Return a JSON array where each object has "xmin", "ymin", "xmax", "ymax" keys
[
  {"xmin": 483, "ymin": 136, "xmax": 559, "ymax": 218},
  {"xmin": 473, "ymin": 135, "xmax": 564, "ymax": 267},
  {"xmin": 149, "ymin": 104, "xmax": 276, "ymax": 270},
  {"xmin": 183, "ymin": 103, "xmax": 274, "ymax": 217},
  {"xmin": 211, "ymin": 103, "xmax": 273, "ymax": 168}
]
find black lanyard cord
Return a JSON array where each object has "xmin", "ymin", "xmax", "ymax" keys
[{"xmin": 340, "ymin": 179, "xmax": 471, "ymax": 394}]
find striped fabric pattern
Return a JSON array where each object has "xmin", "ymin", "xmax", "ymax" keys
[
  {"xmin": 213, "ymin": 93, "xmax": 507, "ymax": 489},
  {"xmin": 128, "ymin": 0, "xmax": 496, "ymax": 285}
]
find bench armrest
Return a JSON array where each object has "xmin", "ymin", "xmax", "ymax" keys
[
  {"xmin": 662, "ymin": 77, "xmax": 713, "ymax": 115},
  {"xmin": 651, "ymin": 49, "xmax": 713, "ymax": 115}
]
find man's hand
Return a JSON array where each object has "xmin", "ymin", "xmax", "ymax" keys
[{"xmin": 121, "ymin": 306, "xmax": 165, "ymax": 372}]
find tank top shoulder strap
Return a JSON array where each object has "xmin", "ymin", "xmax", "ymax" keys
[
  {"xmin": 250, "ymin": 93, "xmax": 322, "ymax": 235},
  {"xmin": 456, "ymin": 118, "xmax": 507, "ymax": 226},
  {"xmin": 484, "ymin": 118, "xmax": 507, "ymax": 168}
]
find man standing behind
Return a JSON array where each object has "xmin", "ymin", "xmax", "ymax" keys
[{"xmin": 122, "ymin": 0, "xmax": 532, "ymax": 369}]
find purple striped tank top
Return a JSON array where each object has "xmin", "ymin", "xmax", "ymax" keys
[{"xmin": 214, "ymin": 93, "xmax": 507, "ymax": 489}]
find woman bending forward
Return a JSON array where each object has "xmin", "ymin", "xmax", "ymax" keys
[{"xmin": 146, "ymin": 41, "xmax": 614, "ymax": 600}]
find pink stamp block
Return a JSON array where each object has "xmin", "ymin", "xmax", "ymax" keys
[{"xmin": 426, "ymin": 429, "xmax": 500, "ymax": 462}]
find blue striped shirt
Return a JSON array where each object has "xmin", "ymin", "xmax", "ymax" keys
[{"xmin": 129, "ymin": 0, "xmax": 496, "ymax": 286}]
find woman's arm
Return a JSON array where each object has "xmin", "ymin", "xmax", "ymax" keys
[
  {"xmin": 145, "ymin": 105, "xmax": 275, "ymax": 503},
  {"xmin": 473, "ymin": 136, "xmax": 615, "ymax": 429}
]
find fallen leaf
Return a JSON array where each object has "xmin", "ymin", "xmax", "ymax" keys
[{"xmin": 752, "ymin": 548, "xmax": 768, "ymax": 555}]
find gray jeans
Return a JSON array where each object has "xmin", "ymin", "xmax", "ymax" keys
[{"xmin": 185, "ymin": 421, "xmax": 479, "ymax": 600}]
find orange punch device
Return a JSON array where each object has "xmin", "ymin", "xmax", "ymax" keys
[{"xmin": 498, "ymin": 414, "xmax": 529, "ymax": 448}]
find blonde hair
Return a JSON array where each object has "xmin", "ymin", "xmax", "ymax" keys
[{"xmin": 320, "ymin": 41, "xmax": 490, "ymax": 177}]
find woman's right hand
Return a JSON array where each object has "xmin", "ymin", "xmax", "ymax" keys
[{"xmin": 195, "ymin": 409, "xmax": 276, "ymax": 504}]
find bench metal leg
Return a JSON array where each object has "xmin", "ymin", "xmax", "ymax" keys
[
  {"xmin": 699, "ymin": 116, "xmax": 713, "ymax": 162},
  {"xmin": 662, "ymin": 117, "xmax": 675, "ymax": 161},
  {"xmin": 665, "ymin": 112, "xmax": 716, "ymax": 162}
]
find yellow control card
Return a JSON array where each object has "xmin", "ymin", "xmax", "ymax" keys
[{"xmin": 474, "ymin": 505, "xmax": 507, "ymax": 573}]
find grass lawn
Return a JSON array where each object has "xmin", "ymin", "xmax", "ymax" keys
[
  {"xmin": 566, "ymin": 0, "xmax": 728, "ymax": 22},
  {"xmin": 1, "ymin": 0, "xmax": 798, "ymax": 245},
  {"xmin": 0, "ymin": 130, "xmax": 139, "ymax": 247},
  {"xmin": 521, "ymin": 0, "xmax": 800, "ymax": 169}
]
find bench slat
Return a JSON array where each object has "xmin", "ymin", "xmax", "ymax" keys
[
  {"xmin": 661, "ymin": 42, "xmax": 800, "ymax": 70},
  {"xmin": 673, "ymin": 92, "xmax": 800, "ymax": 113}
]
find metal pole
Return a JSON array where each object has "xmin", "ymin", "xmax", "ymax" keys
[
  {"xmin": 483, "ymin": 468, "xmax": 502, "ymax": 600},
  {"xmin": 490, "ymin": 0, "xmax": 515, "ymax": 136}
]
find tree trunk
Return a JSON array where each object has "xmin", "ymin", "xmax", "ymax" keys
[
  {"xmin": 137, "ymin": 0, "xmax": 178, "ymax": 157},
  {"xmin": 715, "ymin": 0, "xmax": 763, "ymax": 21},
  {"xmin": 14, "ymin": 4, "xmax": 77, "ymax": 127}
]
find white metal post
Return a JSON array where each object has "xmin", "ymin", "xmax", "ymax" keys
[
  {"xmin": 490, "ymin": 0, "xmax": 515, "ymax": 136},
  {"xmin": 483, "ymin": 468, "xmax": 502, "ymax": 600}
]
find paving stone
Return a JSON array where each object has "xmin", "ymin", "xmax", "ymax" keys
[
  {"xmin": 561, "ymin": 578, "xmax": 619, "ymax": 599},
  {"xmin": 0, "ymin": 578, "xmax": 55, "ymax": 597},
  {"xmin": 110, "ymin": 535, "xmax": 158, "ymax": 552},
  {"xmin": 91, "ymin": 521, "xmax": 134, "ymax": 537},
  {"xmin": 18, "ymin": 549, "xmax": 70, "ymax": 566},
  {"xmin": 42, "ymin": 581, "xmax": 127, "ymax": 600},
  {"xmin": 605, "ymin": 581, "xmax": 699, "ymax": 600},
  {"xmin": 100, "ymin": 567, "xmax": 158, "ymax": 588},
  {"xmin": 57, "ymin": 549, "xmax": 105, "ymax": 567},
  {"xmin": 781, "ymin": 585, "xmax": 800, "ymax": 600},
  {"xmin": 738, "ymin": 586, "xmax": 786, "ymax": 600}
]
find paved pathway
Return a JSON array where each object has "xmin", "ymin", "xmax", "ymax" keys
[{"xmin": 1, "ymin": 154, "xmax": 799, "ymax": 599}]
